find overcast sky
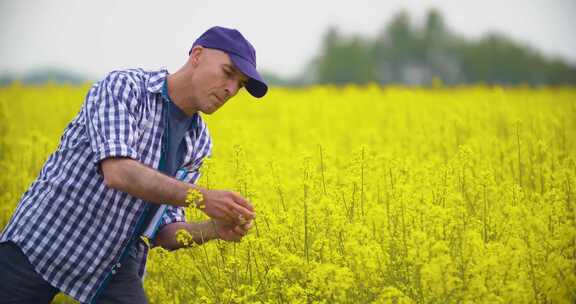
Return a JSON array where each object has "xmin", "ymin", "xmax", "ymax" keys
[{"xmin": 1, "ymin": 0, "xmax": 575, "ymax": 79}]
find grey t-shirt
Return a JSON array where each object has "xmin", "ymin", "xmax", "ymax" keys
[
  {"xmin": 133, "ymin": 79, "xmax": 195, "ymax": 247},
  {"xmin": 163, "ymin": 99, "xmax": 195, "ymax": 176}
]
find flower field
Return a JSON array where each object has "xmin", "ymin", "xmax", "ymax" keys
[{"xmin": 0, "ymin": 83, "xmax": 575, "ymax": 303}]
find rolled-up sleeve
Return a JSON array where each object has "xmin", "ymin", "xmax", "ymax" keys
[
  {"xmin": 85, "ymin": 71, "xmax": 141, "ymax": 170},
  {"xmin": 158, "ymin": 205, "xmax": 186, "ymax": 226}
]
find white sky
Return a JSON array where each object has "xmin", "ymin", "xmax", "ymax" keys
[{"xmin": 1, "ymin": 0, "xmax": 575, "ymax": 79}]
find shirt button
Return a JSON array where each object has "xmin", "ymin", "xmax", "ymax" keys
[{"xmin": 111, "ymin": 269, "xmax": 117, "ymax": 275}]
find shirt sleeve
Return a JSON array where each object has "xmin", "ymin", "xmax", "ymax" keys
[
  {"xmin": 84, "ymin": 71, "xmax": 141, "ymax": 171},
  {"xmin": 157, "ymin": 169, "xmax": 201, "ymax": 227},
  {"xmin": 158, "ymin": 122, "xmax": 213, "ymax": 227},
  {"xmin": 182, "ymin": 124, "xmax": 212, "ymax": 184}
]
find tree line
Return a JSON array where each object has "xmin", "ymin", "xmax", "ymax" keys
[{"xmin": 287, "ymin": 9, "xmax": 576, "ymax": 86}]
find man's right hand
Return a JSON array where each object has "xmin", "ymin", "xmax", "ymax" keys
[{"xmin": 197, "ymin": 188, "xmax": 256, "ymax": 224}]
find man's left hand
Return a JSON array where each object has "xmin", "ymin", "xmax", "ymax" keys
[{"xmin": 212, "ymin": 219, "xmax": 253, "ymax": 242}]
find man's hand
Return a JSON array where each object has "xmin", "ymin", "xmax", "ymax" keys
[
  {"xmin": 199, "ymin": 189, "xmax": 256, "ymax": 224},
  {"xmin": 212, "ymin": 218, "xmax": 253, "ymax": 242}
]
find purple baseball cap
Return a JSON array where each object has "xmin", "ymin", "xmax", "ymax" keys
[{"xmin": 190, "ymin": 26, "xmax": 268, "ymax": 98}]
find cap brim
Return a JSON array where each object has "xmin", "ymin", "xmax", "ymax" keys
[{"xmin": 228, "ymin": 54, "xmax": 268, "ymax": 98}]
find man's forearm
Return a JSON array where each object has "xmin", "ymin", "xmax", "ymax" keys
[
  {"xmin": 101, "ymin": 158, "xmax": 199, "ymax": 207},
  {"xmin": 101, "ymin": 157, "xmax": 256, "ymax": 223},
  {"xmin": 154, "ymin": 221, "xmax": 217, "ymax": 250}
]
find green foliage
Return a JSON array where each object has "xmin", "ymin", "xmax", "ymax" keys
[
  {"xmin": 314, "ymin": 9, "xmax": 576, "ymax": 85},
  {"xmin": 317, "ymin": 27, "xmax": 375, "ymax": 85}
]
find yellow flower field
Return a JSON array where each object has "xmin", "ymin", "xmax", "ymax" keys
[{"xmin": 1, "ymin": 83, "xmax": 575, "ymax": 303}]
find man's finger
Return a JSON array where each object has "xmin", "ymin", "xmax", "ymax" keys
[
  {"xmin": 233, "ymin": 225, "xmax": 248, "ymax": 236},
  {"xmin": 231, "ymin": 192, "xmax": 254, "ymax": 212},
  {"xmin": 241, "ymin": 220, "xmax": 253, "ymax": 230},
  {"xmin": 228, "ymin": 201, "xmax": 256, "ymax": 221},
  {"xmin": 214, "ymin": 203, "xmax": 236, "ymax": 222}
]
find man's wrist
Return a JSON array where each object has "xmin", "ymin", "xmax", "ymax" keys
[
  {"xmin": 197, "ymin": 220, "xmax": 220, "ymax": 242},
  {"xmin": 180, "ymin": 221, "xmax": 218, "ymax": 245},
  {"xmin": 209, "ymin": 219, "xmax": 223, "ymax": 240},
  {"xmin": 185, "ymin": 186, "xmax": 205, "ymax": 209}
]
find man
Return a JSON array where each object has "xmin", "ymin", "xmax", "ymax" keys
[{"xmin": 0, "ymin": 26, "xmax": 268, "ymax": 303}]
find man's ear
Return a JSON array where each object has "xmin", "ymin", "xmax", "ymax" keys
[{"xmin": 189, "ymin": 46, "xmax": 204, "ymax": 67}]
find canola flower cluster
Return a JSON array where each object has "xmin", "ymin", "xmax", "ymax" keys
[
  {"xmin": 186, "ymin": 187, "xmax": 205, "ymax": 209},
  {"xmin": 0, "ymin": 82, "xmax": 575, "ymax": 303}
]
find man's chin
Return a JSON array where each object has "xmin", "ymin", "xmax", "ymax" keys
[
  {"xmin": 200, "ymin": 103, "xmax": 218, "ymax": 115},
  {"xmin": 202, "ymin": 96, "xmax": 223, "ymax": 114}
]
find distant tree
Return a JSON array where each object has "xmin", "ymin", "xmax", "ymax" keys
[
  {"xmin": 457, "ymin": 33, "xmax": 549, "ymax": 84},
  {"xmin": 373, "ymin": 10, "xmax": 425, "ymax": 83},
  {"xmin": 317, "ymin": 27, "xmax": 374, "ymax": 84},
  {"xmin": 422, "ymin": 9, "xmax": 461, "ymax": 83},
  {"xmin": 424, "ymin": 8, "xmax": 446, "ymax": 49},
  {"xmin": 545, "ymin": 59, "xmax": 576, "ymax": 84}
]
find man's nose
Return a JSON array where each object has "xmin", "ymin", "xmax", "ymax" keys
[{"xmin": 226, "ymin": 79, "xmax": 241, "ymax": 97}]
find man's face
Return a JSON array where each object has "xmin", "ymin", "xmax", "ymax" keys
[{"xmin": 188, "ymin": 47, "xmax": 249, "ymax": 114}]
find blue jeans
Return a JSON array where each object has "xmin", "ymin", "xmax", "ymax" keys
[{"xmin": 0, "ymin": 241, "xmax": 148, "ymax": 304}]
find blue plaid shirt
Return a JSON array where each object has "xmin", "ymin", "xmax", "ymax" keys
[{"xmin": 0, "ymin": 68, "xmax": 212, "ymax": 303}]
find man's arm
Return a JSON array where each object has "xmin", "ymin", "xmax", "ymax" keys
[
  {"xmin": 101, "ymin": 157, "xmax": 255, "ymax": 222},
  {"xmin": 154, "ymin": 219, "xmax": 253, "ymax": 250},
  {"xmin": 102, "ymin": 158, "xmax": 192, "ymax": 207},
  {"xmin": 154, "ymin": 221, "xmax": 217, "ymax": 250}
]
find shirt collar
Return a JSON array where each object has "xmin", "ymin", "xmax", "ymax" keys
[
  {"xmin": 146, "ymin": 69, "xmax": 169, "ymax": 93},
  {"xmin": 161, "ymin": 78, "xmax": 172, "ymax": 104}
]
